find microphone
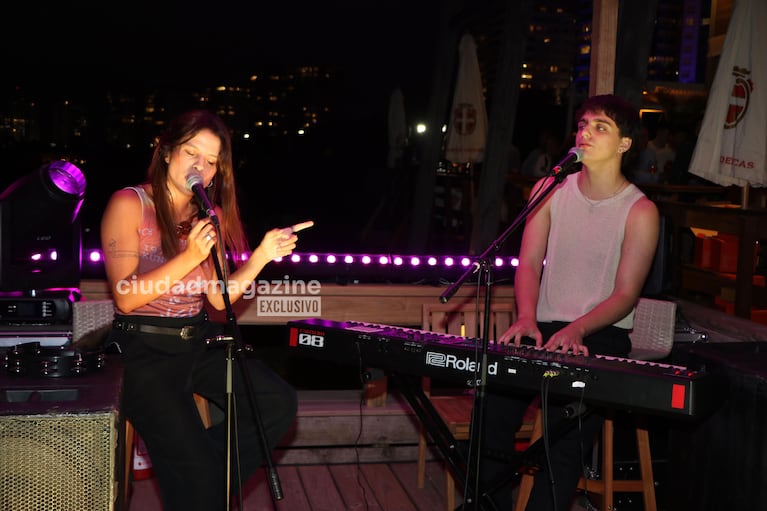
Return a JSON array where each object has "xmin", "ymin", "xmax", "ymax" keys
[
  {"xmin": 185, "ymin": 172, "xmax": 220, "ymax": 227},
  {"xmin": 549, "ymin": 147, "xmax": 584, "ymax": 177}
]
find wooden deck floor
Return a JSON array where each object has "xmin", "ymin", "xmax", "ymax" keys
[
  {"xmin": 128, "ymin": 459, "xmax": 462, "ymax": 511},
  {"xmin": 124, "ymin": 389, "xmax": 629, "ymax": 510},
  {"xmin": 128, "ymin": 460, "xmax": 602, "ymax": 510},
  {"xmin": 128, "ymin": 388, "xmax": 465, "ymax": 510}
]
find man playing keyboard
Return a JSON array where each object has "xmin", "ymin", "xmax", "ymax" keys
[{"xmin": 482, "ymin": 94, "xmax": 660, "ymax": 510}]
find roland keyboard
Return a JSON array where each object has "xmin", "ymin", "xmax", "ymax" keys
[{"xmin": 287, "ymin": 318, "xmax": 725, "ymax": 419}]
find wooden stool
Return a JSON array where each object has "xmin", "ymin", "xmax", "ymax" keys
[
  {"xmin": 123, "ymin": 394, "xmax": 211, "ymax": 510},
  {"xmin": 515, "ymin": 410, "xmax": 657, "ymax": 511},
  {"xmin": 574, "ymin": 415, "xmax": 657, "ymax": 511}
]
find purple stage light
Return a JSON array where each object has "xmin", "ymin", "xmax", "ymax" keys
[
  {"xmin": 48, "ymin": 161, "xmax": 86, "ymax": 197},
  {"xmin": 1, "ymin": 160, "xmax": 85, "ymax": 292}
]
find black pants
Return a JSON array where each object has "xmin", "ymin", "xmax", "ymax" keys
[
  {"xmin": 480, "ymin": 322, "xmax": 630, "ymax": 510},
  {"xmin": 112, "ymin": 314, "xmax": 297, "ymax": 511}
]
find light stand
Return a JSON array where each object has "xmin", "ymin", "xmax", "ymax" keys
[{"xmin": 438, "ymin": 169, "xmax": 574, "ymax": 510}]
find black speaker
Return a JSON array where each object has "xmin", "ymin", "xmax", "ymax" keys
[{"xmin": 0, "ymin": 359, "xmax": 124, "ymax": 511}]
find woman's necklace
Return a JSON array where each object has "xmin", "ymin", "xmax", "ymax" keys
[
  {"xmin": 175, "ymin": 210, "xmax": 199, "ymax": 239},
  {"xmin": 175, "ymin": 220, "xmax": 193, "ymax": 239}
]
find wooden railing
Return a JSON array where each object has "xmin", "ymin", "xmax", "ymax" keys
[{"xmin": 79, "ymin": 279, "xmax": 515, "ymax": 328}]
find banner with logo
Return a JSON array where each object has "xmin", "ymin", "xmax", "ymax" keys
[
  {"xmin": 444, "ymin": 33, "xmax": 488, "ymax": 164},
  {"xmin": 689, "ymin": 0, "xmax": 767, "ymax": 187}
]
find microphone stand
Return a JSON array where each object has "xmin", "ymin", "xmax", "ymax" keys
[
  {"xmin": 439, "ymin": 169, "xmax": 575, "ymax": 510},
  {"xmin": 207, "ymin": 233, "xmax": 283, "ymax": 508}
]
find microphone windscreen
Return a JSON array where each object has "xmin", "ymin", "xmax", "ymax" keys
[{"xmin": 185, "ymin": 172, "xmax": 203, "ymax": 191}]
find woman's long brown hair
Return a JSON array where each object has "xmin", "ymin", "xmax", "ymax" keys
[{"xmin": 146, "ymin": 109, "xmax": 249, "ymax": 266}]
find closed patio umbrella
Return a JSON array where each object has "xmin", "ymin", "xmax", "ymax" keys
[
  {"xmin": 444, "ymin": 33, "xmax": 488, "ymax": 165},
  {"xmin": 688, "ymin": 0, "xmax": 767, "ymax": 206}
]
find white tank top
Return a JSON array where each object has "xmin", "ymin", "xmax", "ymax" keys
[{"xmin": 536, "ymin": 174, "xmax": 645, "ymax": 329}]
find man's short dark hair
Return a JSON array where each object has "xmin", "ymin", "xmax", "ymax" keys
[{"xmin": 576, "ymin": 94, "xmax": 641, "ymax": 171}]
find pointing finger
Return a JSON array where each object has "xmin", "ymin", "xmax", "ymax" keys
[{"xmin": 291, "ymin": 221, "xmax": 314, "ymax": 233}]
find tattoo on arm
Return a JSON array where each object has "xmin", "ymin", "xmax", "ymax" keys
[{"xmin": 106, "ymin": 238, "xmax": 138, "ymax": 259}]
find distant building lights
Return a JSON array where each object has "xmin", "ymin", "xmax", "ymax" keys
[{"xmin": 415, "ymin": 123, "xmax": 427, "ymax": 134}]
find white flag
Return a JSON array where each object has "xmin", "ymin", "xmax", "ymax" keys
[
  {"xmin": 444, "ymin": 33, "xmax": 488, "ymax": 165},
  {"xmin": 689, "ymin": 0, "xmax": 767, "ymax": 187}
]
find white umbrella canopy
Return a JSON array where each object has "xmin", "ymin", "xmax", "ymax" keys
[
  {"xmin": 444, "ymin": 33, "xmax": 488, "ymax": 165},
  {"xmin": 689, "ymin": 0, "xmax": 767, "ymax": 193}
]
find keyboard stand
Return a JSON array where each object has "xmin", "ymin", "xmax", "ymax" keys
[
  {"xmin": 390, "ymin": 372, "xmax": 593, "ymax": 511},
  {"xmin": 389, "ymin": 372, "xmax": 490, "ymax": 510}
]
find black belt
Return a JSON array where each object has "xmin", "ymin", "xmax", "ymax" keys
[{"xmin": 112, "ymin": 320, "xmax": 199, "ymax": 340}]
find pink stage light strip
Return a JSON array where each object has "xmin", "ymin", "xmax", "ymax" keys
[{"xmin": 83, "ymin": 250, "xmax": 520, "ymax": 270}]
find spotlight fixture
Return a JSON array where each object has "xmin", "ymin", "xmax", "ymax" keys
[{"xmin": 0, "ymin": 160, "xmax": 86, "ymax": 294}]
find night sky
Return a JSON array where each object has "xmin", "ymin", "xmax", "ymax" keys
[
  {"xmin": 4, "ymin": 1, "xmax": 441, "ymax": 105},
  {"xmin": 3, "ymin": 1, "xmax": 447, "ymax": 254}
]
